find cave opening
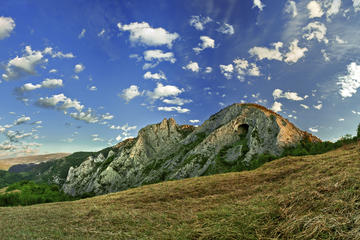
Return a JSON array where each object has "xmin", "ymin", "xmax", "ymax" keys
[{"xmin": 236, "ymin": 123, "xmax": 249, "ymax": 136}]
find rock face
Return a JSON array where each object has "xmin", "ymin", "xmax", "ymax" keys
[{"xmin": 62, "ymin": 103, "xmax": 320, "ymax": 196}]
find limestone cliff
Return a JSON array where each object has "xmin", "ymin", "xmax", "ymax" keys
[{"xmin": 62, "ymin": 103, "xmax": 320, "ymax": 196}]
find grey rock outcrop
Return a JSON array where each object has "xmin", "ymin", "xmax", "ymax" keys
[{"xmin": 62, "ymin": 103, "xmax": 320, "ymax": 196}]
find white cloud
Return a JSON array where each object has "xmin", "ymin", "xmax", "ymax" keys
[
  {"xmin": 101, "ymin": 113, "xmax": 114, "ymax": 120},
  {"xmin": 313, "ymin": 103, "xmax": 323, "ymax": 110},
  {"xmin": 249, "ymin": 42, "xmax": 283, "ymax": 61},
  {"xmin": 193, "ymin": 36, "xmax": 215, "ymax": 54},
  {"xmin": 117, "ymin": 21, "xmax": 179, "ymax": 48},
  {"xmin": 143, "ymin": 71, "xmax": 167, "ymax": 80},
  {"xmin": 217, "ymin": 23, "xmax": 235, "ymax": 35},
  {"xmin": 120, "ymin": 85, "xmax": 142, "ymax": 102},
  {"xmin": 285, "ymin": 1, "xmax": 298, "ymax": 18},
  {"xmin": 89, "ymin": 86, "xmax": 97, "ymax": 91},
  {"xmin": 204, "ymin": 67, "xmax": 213, "ymax": 73},
  {"xmin": 20, "ymin": 83, "xmax": 42, "ymax": 92},
  {"xmin": 303, "ymin": 21, "xmax": 328, "ymax": 43},
  {"xmin": 337, "ymin": 62, "xmax": 360, "ymax": 98},
  {"xmin": 189, "ymin": 16, "xmax": 212, "ymax": 31},
  {"xmin": 321, "ymin": 49, "xmax": 330, "ymax": 62},
  {"xmin": 353, "ymin": 0, "xmax": 360, "ymax": 12},
  {"xmin": 110, "ymin": 124, "xmax": 136, "ymax": 132},
  {"xmin": 147, "ymin": 83, "xmax": 183, "ymax": 100},
  {"xmin": 36, "ymin": 94, "xmax": 84, "ymax": 112},
  {"xmin": 219, "ymin": 64, "xmax": 234, "ymax": 79},
  {"xmin": 3, "ymin": 46, "xmax": 44, "ymax": 81},
  {"xmin": 158, "ymin": 106, "xmax": 190, "ymax": 113},
  {"xmin": 253, "ymin": 0, "xmax": 265, "ymax": 11},
  {"xmin": 308, "ymin": 127, "xmax": 318, "ymax": 133},
  {"xmin": 162, "ymin": 97, "xmax": 192, "ymax": 106},
  {"xmin": 69, "ymin": 109, "xmax": 98, "ymax": 123},
  {"xmin": 49, "ymin": 69, "xmax": 57, "ymax": 73},
  {"xmin": 307, "ymin": 1, "xmax": 324, "ymax": 18},
  {"xmin": 74, "ymin": 64, "xmax": 85, "ymax": 73},
  {"xmin": 232, "ymin": 58, "xmax": 261, "ymax": 80},
  {"xmin": 143, "ymin": 50, "xmax": 176, "ymax": 69},
  {"xmin": 300, "ymin": 104, "xmax": 309, "ymax": 109},
  {"xmin": 335, "ymin": 35, "xmax": 346, "ymax": 44},
  {"xmin": 189, "ymin": 120, "xmax": 200, "ymax": 124},
  {"xmin": 78, "ymin": 29, "xmax": 86, "ymax": 39},
  {"xmin": 14, "ymin": 116, "xmax": 31, "ymax": 125},
  {"xmin": 183, "ymin": 61, "xmax": 200, "ymax": 72},
  {"xmin": 271, "ymin": 101, "xmax": 283, "ymax": 112},
  {"xmin": 0, "ymin": 16, "xmax": 15, "ymax": 40},
  {"xmin": 43, "ymin": 47, "xmax": 75, "ymax": 58},
  {"xmin": 98, "ymin": 28, "xmax": 105, "ymax": 37},
  {"xmin": 338, "ymin": 118, "xmax": 345, "ymax": 121},
  {"xmin": 326, "ymin": 0, "xmax": 342, "ymax": 19},
  {"xmin": 273, "ymin": 88, "xmax": 304, "ymax": 101},
  {"xmin": 41, "ymin": 78, "xmax": 63, "ymax": 88},
  {"xmin": 284, "ymin": 39, "xmax": 308, "ymax": 63}
]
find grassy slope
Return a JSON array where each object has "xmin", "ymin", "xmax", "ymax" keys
[{"xmin": 1, "ymin": 142, "xmax": 360, "ymax": 240}]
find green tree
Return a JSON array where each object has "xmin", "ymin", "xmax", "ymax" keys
[{"xmin": 357, "ymin": 123, "xmax": 360, "ymax": 139}]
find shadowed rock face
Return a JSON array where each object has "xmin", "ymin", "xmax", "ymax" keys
[{"xmin": 62, "ymin": 103, "xmax": 320, "ymax": 196}]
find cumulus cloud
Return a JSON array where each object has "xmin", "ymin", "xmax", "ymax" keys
[
  {"xmin": 143, "ymin": 50, "xmax": 176, "ymax": 69},
  {"xmin": 147, "ymin": 83, "xmax": 183, "ymax": 100},
  {"xmin": 69, "ymin": 109, "xmax": 98, "ymax": 123},
  {"xmin": 158, "ymin": 106, "xmax": 190, "ymax": 113},
  {"xmin": 337, "ymin": 62, "xmax": 360, "ymax": 98},
  {"xmin": 219, "ymin": 64, "xmax": 234, "ymax": 79},
  {"xmin": 0, "ymin": 16, "xmax": 15, "ymax": 39},
  {"xmin": 193, "ymin": 36, "xmax": 215, "ymax": 54},
  {"xmin": 2, "ymin": 46, "xmax": 44, "ymax": 81},
  {"xmin": 217, "ymin": 23, "xmax": 235, "ymax": 35},
  {"xmin": 353, "ymin": 0, "xmax": 360, "ymax": 12},
  {"xmin": 273, "ymin": 89, "xmax": 304, "ymax": 101},
  {"xmin": 89, "ymin": 86, "xmax": 97, "ymax": 91},
  {"xmin": 101, "ymin": 113, "xmax": 114, "ymax": 120},
  {"xmin": 189, "ymin": 120, "xmax": 200, "ymax": 124},
  {"xmin": 326, "ymin": 0, "xmax": 342, "ymax": 19},
  {"xmin": 143, "ymin": 71, "xmax": 167, "ymax": 80},
  {"xmin": 271, "ymin": 101, "xmax": 283, "ymax": 112},
  {"xmin": 313, "ymin": 103, "xmax": 323, "ymax": 110},
  {"xmin": 249, "ymin": 42, "xmax": 283, "ymax": 61},
  {"xmin": 74, "ymin": 63, "xmax": 85, "ymax": 73},
  {"xmin": 162, "ymin": 97, "xmax": 192, "ymax": 106},
  {"xmin": 110, "ymin": 124, "xmax": 137, "ymax": 132},
  {"xmin": 17, "ymin": 78, "xmax": 63, "ymax": 93},
  {"xmin": 183, "ymin": 61, "xmax": 200, "ymax": 72},
  {"xmin": 300, "ymin": 104, "xmax": 309, "ymax": 109},
  {"xmin": 189, "ymin": 15, "xmax": 212, "ymax": 31},
  {"xmin": 307, "ymin": 1, "xmax": 324, "ymax": 18},
  {"xmin": 285, "ymin": 1, "xmax": 298, "ymax": 18},
  {"xmin": 284, "ymin": 39, "xmax": 308, "ymax": 63},
  {"xmin": 303, "ymin": 21, "xmax": 328, "ymax": 43},
  {"xmin": 117, "ymin": 21, "xmax": 179, "ymax": 48},
  {"xmin": 36, "ymin": 93, "xmax": 83, "ymax": 112},
  {"xmin": 232, "ymin": 58, "xmax": 261, "ymax": 80},
  {"xmin": 43, "ymin": 47, "xmax": 75, "ymax": 58},
  {"xmin": 204, "ymin": 67, "xmax": 213, "ymax": 73},
  {"xmin": 253, "ymin": 0, "xmax": 265, "ymax": 11},
  {"xmin": 335, "ymin": 35, "xmax": 346, "ymax": 44},
  {"xmin": 308, "ymin": 127, "xmax": 318, "ymax": 133},
  {"xmin": 49, "ymin": 69, "xmax": 57, "ymax": 73},
  {"xmin": 120, "ymin": 85, "xmax": 142, "ymax": 102},
  {"xmin": 78, "ymin": 29, "xmax": 86, "ymax": 39},
  {"xmin": 14, "ymin": 116, "xmax": 31, "ymax": 125}
]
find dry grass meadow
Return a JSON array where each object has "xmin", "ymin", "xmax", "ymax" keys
[{"xmin": 0, "ymin": 141, "xmax": 360, "ymax": 239}]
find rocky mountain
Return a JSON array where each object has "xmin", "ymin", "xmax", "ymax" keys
[{"xmin": 62, "ymin": 103, "xmax": 320, "ymax": 196}]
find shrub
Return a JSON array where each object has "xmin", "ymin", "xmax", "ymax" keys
[{"xmin": 357, "ymin": 123, "xmax": 360, "ymax": 139}]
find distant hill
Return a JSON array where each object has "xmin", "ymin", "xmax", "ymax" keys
[
  {"xmin": 0, "ymin": 153, "xmax": 70, "ymax": 170},
  {"xmin": 0, "ymin": 141, "xmax": 359, "ymax": 239}
]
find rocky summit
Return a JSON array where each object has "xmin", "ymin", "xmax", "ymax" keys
[{"xmin": 62, "ymin": 103, "xmax": 320, "ymax": 196}]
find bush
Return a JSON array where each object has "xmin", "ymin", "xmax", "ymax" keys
[
  {"xmin": 357, "ymin": 123, "xmax": 360, "ymax": 139},
  {"xmin": 0, "ymin": 181, "xmax": 77, "ymax": 207}
]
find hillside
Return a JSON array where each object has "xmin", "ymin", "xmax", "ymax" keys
[
  {"xmin": 1, "ymin": 141, "xmax": 359, "ymax": 239},
  {"xmin": 0, "ymin": 153, "xmax": 70, "ymax": 171}
]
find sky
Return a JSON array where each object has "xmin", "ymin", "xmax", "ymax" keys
[{"xmin": 1, "ymin": 0, "xmax": 360, "ymax": 159}]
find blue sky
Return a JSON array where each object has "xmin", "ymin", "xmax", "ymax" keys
[{"xmin": 1, "ymin": 0, "xmax": 360, "ymax": 158}]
